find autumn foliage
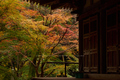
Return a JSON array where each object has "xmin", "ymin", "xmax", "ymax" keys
[{"xmin": 0, "ymin": 0, "xmax": 79, "ymax": 79}]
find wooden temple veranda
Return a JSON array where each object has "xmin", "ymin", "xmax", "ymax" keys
[{"xmin": 24, "ymin": 0, "xmax": 120, "ymax": 79}]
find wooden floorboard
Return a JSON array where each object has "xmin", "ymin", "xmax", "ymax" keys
[
  {"xmin": 32, "ymin": 74, "xmax": 120, "ymax": 80},
  {"xmin": 31, "ymin": 77, "xmax": 117, "ymax": 80},
  {"xmin": 32, "ymin": 77, "xmax": 91, "ymax": 80}
]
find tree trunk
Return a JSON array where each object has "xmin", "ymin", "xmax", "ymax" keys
[
  {"xmin": 29, "ymin": 58, "xmax": 36, "ymax": 78},
  {"xmin": 41, "ymin": 63, "xmax": 44, "ymax": 77}
]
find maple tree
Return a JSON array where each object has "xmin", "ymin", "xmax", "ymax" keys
[{"xmin": 0, "ymin": 0, "xmax": 79, "ymax": 79}]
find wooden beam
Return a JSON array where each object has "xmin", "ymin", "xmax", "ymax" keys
[
  {"xmin": 24, "ymin": 0, "xmax": 84, "ymax": 10},
  {"xmin": 71, "ymin": 0, "xmax": 86, "ymax": 14},
  {"xmin": 51, "ymin": 0, "xmax": 72, "ymax": 9},
  {"xmin": 79, "ymin": 20, "xmax": 83, "ymax": 72},
  {"xmin": 47, "ymin": 62, "xmax": 79, "ymax": 64},
  {"xmin": 28, "ymin": 0, "xmax": 55, "ymax": 4},
  {"xmin": 27, "ymin": 0, "xmax": 58, "ymax": 5},
  {"xmin": 39, "ymin": 0, "xmax": 56, "ymax": 5},
  {"xmin": 51, "ymin": 3, "xmax": 69, "ymax": 9}
]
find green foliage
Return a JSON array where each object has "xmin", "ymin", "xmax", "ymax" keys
[
  {"xmin": 35, "ymin": 16, "xmax": 43, "ymax": 21},
  {"xmin": 67, "ymin": 64, "xmax": 79, "ymax": 77},
  {"xmin": 0, "ymin": 66, "xmax": 18, "ymax": 80}
]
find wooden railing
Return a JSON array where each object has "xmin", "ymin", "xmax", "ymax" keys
[{"xmin": 47, "ymin": 62, "xmax": 79, "ymax": 77}]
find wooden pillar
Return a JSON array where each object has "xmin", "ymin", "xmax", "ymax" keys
[
  {"xmin": 100, "ymin": 10, "xmax": 106, "ymax": 73},
  {"xmin": 76, "ymin": 0, "xmax": 85, "ymax": 72},
  {"xmin": 65, "ymin": 62, "xmax": 67, "ymax": 77},
  {"xmin": 79, "ymin": 20, "xmax": 83, "ymax": 72},
  {"xmin": 65, "ymin": 56, "xmax": 67, "ymax": 77}
]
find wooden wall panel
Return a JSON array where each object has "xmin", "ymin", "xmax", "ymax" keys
[
  {"xmin": 107, "ymin": 31, "xmax": 112, "ymax": 46},
  {"xmin": 106, "ymin": 6, "xmax": 120, "ymax": 73},
  {"xmin": 83, "ymin": 15, "xmax": 98, "ymax": 73}
]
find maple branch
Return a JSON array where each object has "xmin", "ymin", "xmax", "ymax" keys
[
  {"xmin": 51, "ymin": 29, "xmax": 67, "ymax": 53},
  {"xmin": 36, "ymin": 55, "xmax": 42, "ymax": 77},
  {"xmin": 21, "ymin": 27, "xmax": 36, "ymax": 42},
  {"xmin": 11, "ymin": 47, "xmax": 37, "ymax": 67},
  {"xmin": 37, "ymin": 55, "xmax": 42, "ymax": 67},
  {"xmin": 50, "ymin": 19, "xmax": 56, "ymax": 26},
  {"xmin": 49, "ymin": 20, "xmax": 52, "ymax": 27},
  {"xmin": 18, "ymin": 52, "xmax": 37, "ymax": 67},
  {"xmin": 47, "ymin": 37, "xmax": 58, "ymax": 49},
  {"xmin": 53, "ymin": 45, "xmax": 76, "ymax": 56},
  {"xmin": 40, "ymin": 45, "xmax": 76, "ymax": 74},
  {"xmin": 38, "ymin": 12, "xmax": 45, "ymax": 25},
  {"xmin": 35, "ymin": 67, "xmax": 41, "ymax": 77},
  {"xmin": 43, "ymin": 45, "xmax": 76, "ymax": 66},
  {"xmin": 45, "ymin": 69, "xmax": 55, "ymax": 77},
  {"xmin": 49, "ymin": 19, "xmax": 60, "ymax": 27}
]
